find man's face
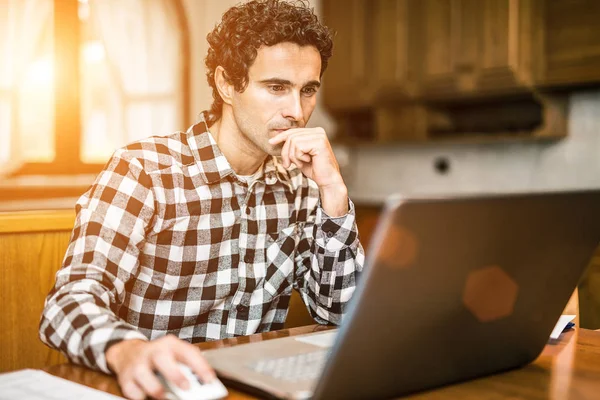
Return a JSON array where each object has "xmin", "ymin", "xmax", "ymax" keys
[{"xmin": 230, "ymin": 42, "xmax": 322, "ymax": 156}]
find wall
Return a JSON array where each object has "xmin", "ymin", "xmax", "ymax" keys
[{"xmin": 345, "ymin": 90, "xmax": 600, "ymax": 203}]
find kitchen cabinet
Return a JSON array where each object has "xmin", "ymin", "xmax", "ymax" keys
[
  {"xmin": 322, "ymin": 0, "xmax": 375, "ymax": 111},
  {"xmin": 321, "ymin": 0, "xmax": 600, "ymax": 142}
]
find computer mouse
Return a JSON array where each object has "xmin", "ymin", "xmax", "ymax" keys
[{"xmin": 156, "ymin": 362, "xmax": 228, "ymax": 400}]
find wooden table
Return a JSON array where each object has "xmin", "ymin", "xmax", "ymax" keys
[{"xmin": 45, "ymin": 325, "xmax": 600, "ymax": 399}]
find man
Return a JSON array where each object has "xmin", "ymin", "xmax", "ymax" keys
[{"xmin": 39, "ymin": 1, "xmax": 364, "ymax": 399}]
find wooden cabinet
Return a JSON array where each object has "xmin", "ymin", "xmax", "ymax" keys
[
  {"xmin": 321, "ymin": 0, "xmax": 375, "ymax": 111},
  {"xmin": 321, "ymin": 0, "xmax": 599, "ymax": 142},
  {"xmin": 418, "ymin": 0, "xmax": 537, "ymax": 100},
  {"xmin": 371, "ymin": 0, "xmax": 419, "ymax": 102},
  {"xmin": 535, "ymin": 0, "xmax": 600, "ymax": 87},
  {"xmin": 323, "ymin": 0, "xmax": 540, "ymax": 105}
]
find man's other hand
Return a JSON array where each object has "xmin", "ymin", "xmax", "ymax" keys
[{"xmin": 106, "ymin": 335, "xmax": 216, "ymax": 399}]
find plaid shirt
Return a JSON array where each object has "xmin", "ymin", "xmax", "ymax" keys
[{"xmin": 39, "ymin": 114, "xmax": 365, "ymax": 374}]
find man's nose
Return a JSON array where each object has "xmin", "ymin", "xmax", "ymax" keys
[{"xmin": 282, "ymin": 91, "xmax": 304, "ymax": 124}]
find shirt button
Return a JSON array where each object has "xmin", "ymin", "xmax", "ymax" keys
[
  {"xmin": 245, "ymin": 207, "xmax": 251, "ymax": 215},
  {"xmin": 326, "ymin": 231, "xmax": 334, "ymax": 238},
  {"xmin": 244, "ymin": 254, "xmax": 252, "ymax": 263}
]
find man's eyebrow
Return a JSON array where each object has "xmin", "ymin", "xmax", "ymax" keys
[
  {"xmin": 303, "ymin": 80, "xmax": 321, "ymax": 88},
  {"xmin": 258, "ymin": 78, "xmax": 321, "ymax": 88},
  {"xmin": 258, "ymin": 78, "xmax": 293, "ymax": 86}
]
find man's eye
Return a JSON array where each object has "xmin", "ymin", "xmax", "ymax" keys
[
  {"xmin": 302, "ymin": 87, "xmax": 317, "ymax": 95},
  {"xmin": 269, "ymin": 85, "xmax": 284, "ymax": 92}
]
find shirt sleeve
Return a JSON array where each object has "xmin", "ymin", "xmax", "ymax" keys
[
  {"xmin": 39, "ymin": 150, "xmax": 154, "ymax": 373},
  {"xmin": 294, "ymin": 198, "xmax": 365, "ymax": 325}
]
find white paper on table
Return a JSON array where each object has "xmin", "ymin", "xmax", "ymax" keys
[
  {"xmin": 550, "ymin": 315, "xmax": 576, "ymax": 340},
  {"xmin": 294, "ymin": 331, "xmax": 338, "ymax": 348},
  {"xmin": 0, "ymin": 369, "xmax": 124, "ymax": 400}
]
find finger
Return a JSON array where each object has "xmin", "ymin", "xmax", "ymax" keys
[
  {"xmin": 295, "ymin": 147, "xmax": 311, "ymax": 163},
  {"xmin": 287, "ymin": 134, "xmax": 298, "ymax": 168},
  {"xmin": 174, "ymin": 343, "xmax": 217, "ymax": 383},
  {"xmin": 287, "ymin": 135, "xmax": 305, "ymax": 169},
  {"xmin": 268, "ymin": 128, "xmax": 306, "ymax": 145},
  {"xmin": 280, "ymin": 134, "xmax": 292, "ymax": 168},
  {"xmin": 131, "ymin": 363, "xmax": 165, "ymax": 399},
  {"xmin": 282, "ymin": 131, "xmax": 322, "ymax": 168},
  {"xmin": 120, "ymin": 378, "xmax": 146, "ymax": 400},
  {"xmin": 281, "ymin": 131, "xmax": 308, "ymax": 168},
  {"xmin": 287, "ymin": 132, "xmax": 319, "ymax": 161},
  {"xmin": 287, "ymin": 148, "xmax": 303, "ymax": 169},
  {"xmin": 289, "ymin": 134, "xmax": 322, "ymax": 162},
  {"xmin": 269, "ymin": 132, "xmax": 290, "ymax": 145},
  {"xmin": 269, "ymin": 127, "xmax": 324, "ymax": 145},
  {"xmin": 288, "ymin": 137, "xmax": 309, "ymax": 168},
  {"xmin": 152, "ymin": 350, "xmax": 189, "ymax": 391}
]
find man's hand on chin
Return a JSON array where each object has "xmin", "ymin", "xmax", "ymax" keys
[{"xmin": 268, "ymin": 127, "xmax": 349, "ymax": 217}]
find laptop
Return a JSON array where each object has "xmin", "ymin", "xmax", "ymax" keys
[{"xmin": 203, "ymin": 190, "xmax": 600, "ymax": 400}]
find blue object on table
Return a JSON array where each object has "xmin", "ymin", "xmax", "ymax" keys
[{"xmin": 563, "ymin": 321, "xmax": 575, "ymax": 331}]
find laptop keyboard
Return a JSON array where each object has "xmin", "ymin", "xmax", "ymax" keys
[{"xmin": 250, "ymin": 350, "xmax": 328, "ymax": 383}]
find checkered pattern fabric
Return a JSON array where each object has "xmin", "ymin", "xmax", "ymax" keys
[{"xmin": 39, "ymin": 113, "xmax": 365, "ymax": 374}]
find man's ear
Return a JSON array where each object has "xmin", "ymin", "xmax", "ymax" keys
[{"xmin": 215, "ymin": 66, "xmax": 234, "ymax": 106}]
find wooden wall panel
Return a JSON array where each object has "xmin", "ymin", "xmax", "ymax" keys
[{"xmin": 0, "ymin": 228, "xmax": 72, "ymax": 372}]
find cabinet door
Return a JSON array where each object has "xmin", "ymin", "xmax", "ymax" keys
[
  {"xmin": 419, "ymin": 0, "xmax": 535, "ymax": 100},
  {"xmin": 476, "ymin": 0, "xmax": 537, "ymax": 93},
  {"xmin": 535, "ymin": 0, "xmax": 600, "ymax": 87},
  {"xmin": 371, "ymin": 0, "xmax": 419, "ymax": 101},
  {"xmin": 419, "ymin": 0, "xmax": 472, "ymax": 99},
  {"xmin": 322, "ymin": 0, "xmax": 374, "ymax": 111}
]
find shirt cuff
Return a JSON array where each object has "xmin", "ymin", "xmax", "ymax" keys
[{"xmin": 315, "ymin": 198, "xmax": 359, "ymax": 252}]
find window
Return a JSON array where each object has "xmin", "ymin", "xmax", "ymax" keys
[
  {"xmin": 0, "ymin": 0, "xmax": 189, "ymax": 188},
  {"xmin": 0, "ymin": 0, "xmax": 55, "ymax": 174}
]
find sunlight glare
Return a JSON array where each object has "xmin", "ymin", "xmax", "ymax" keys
[
  {"xmin": 83, "ymin": 41, "xmax": 106, "ymax": 64},
  {"xmin": 24, "ymin": 58, "xmax": 53, "ymax": 87}
]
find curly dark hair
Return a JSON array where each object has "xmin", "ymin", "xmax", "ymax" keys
[{"xmin": 205, "ymin": 0, "xmax": 334, "ymax": 124}]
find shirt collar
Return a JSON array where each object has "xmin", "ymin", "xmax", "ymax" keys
[{"xmin": 186, "ymin": 111, "xmax": 293, "ymax": 191}]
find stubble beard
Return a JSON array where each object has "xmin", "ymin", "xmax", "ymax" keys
[{"xmin": 241, "ymin": 125, "xmax": 283, "ymax": 157}]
